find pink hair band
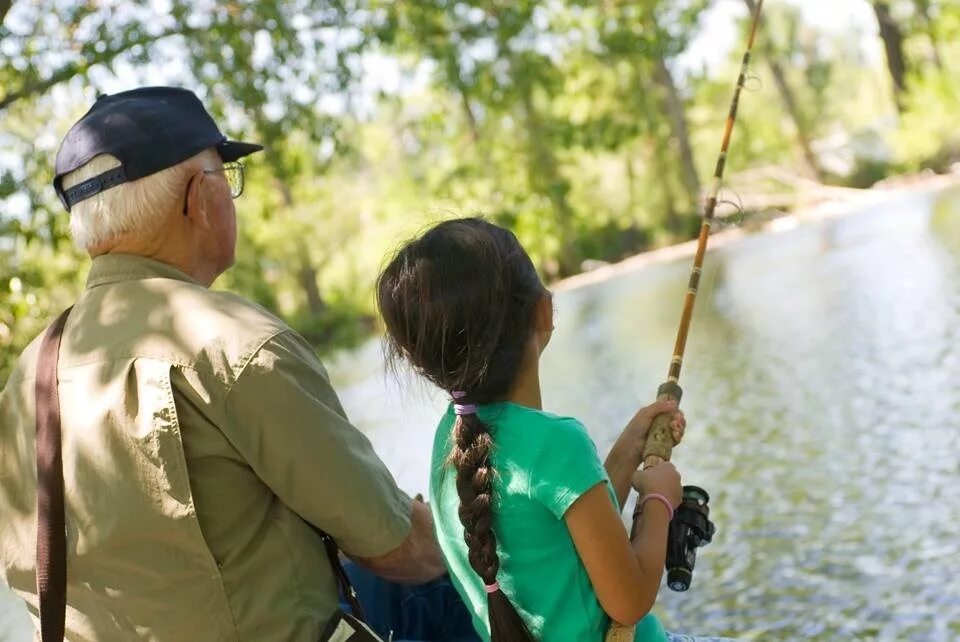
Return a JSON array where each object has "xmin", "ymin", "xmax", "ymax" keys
[
  {"xmin": 483, "ymin": 582, "xmax": 500, "ymax": 594},
  {"xmin": 451, "ymin": 390, "xmax": 477, "ymax": 415}
]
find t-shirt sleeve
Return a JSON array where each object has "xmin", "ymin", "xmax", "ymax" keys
[
  {"xmin": 221, "ymin": 329, "xmax": 412, "ymax": 558},
  {"xmin": 529, "ymin": 417, "xmax": 610, "ymax": 519}
]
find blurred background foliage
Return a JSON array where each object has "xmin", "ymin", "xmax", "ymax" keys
[{"xmin": 1, "ymin": 0, "xmax": 958, "ymax": 384}]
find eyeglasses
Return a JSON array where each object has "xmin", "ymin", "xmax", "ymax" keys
[{"xmin": 204, "ymin": 161, "xmax": 245, "ymax": 199}]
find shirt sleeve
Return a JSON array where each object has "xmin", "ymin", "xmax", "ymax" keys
[
  {"xmin": 221, "ymin": 329, "xmax": 412, "ymax": 558},
  {"xmin": 528, "ymin": 416, "xmax": 611, "ymax": 519}
]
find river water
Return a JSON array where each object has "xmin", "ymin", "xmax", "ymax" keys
[
  {"xmin": 327, "ymin": 185, "xmax": 960, "ymax": 641},
  {"xmin": 2, "ymin": 185, "xmax": 959, "ymax": 640}
]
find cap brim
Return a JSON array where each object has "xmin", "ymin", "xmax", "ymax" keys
[{"xmin": 218, "ymin": 140, "xmax": 263, "ymax": 162}]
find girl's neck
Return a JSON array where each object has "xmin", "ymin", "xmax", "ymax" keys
[{"xmin": 506, "ymin": 340, "xmax": 543, "ymax": 410}]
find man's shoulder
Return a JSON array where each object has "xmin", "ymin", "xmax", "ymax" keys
[
  {"xmin": 195, "ymin": 287, "xmax": 290, "ymax": 335},
  {"xmin": 141, "ymin": 282, "xmax": 297, "ymax": 371},
  {"xmin": 2, "ymin": 331, "xmax": 44, "ymax": 387},
  {"xmin": 63, "ymin": 278, "xmax": 299, "ymax": 382},
  {"xmin": 129, "ymin": 276, "xmax": 290, "ymax": 338}
]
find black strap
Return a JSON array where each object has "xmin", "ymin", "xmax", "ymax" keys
[
  {"xmin": 35, "ymin": 307, "xmax": 73, "ymax": 642},
  {"xmin": 61, "ymin": 166, "xmax": 128, "ymax": 209},
  {"xmin": 314, "ymin": 528, "xmax": 367, "ymax": 622}
]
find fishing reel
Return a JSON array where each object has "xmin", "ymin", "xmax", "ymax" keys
[{"xmin": 665, "ymin": 485, "xmax": 716, "ymax": 592}]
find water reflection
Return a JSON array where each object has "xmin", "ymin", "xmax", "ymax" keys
[{"xmin": 330, "ymin": 186, "xmax": 960, "ymax": 641}]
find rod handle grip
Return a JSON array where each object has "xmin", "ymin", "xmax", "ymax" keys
[{"xmin": 642, "ymin": 381, "xmax": 683, "ymax": 468}]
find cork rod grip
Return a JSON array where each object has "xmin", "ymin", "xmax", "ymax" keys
[
  {"xmin": 641, "ymin": 381, "xmax": 683, "ymax": 468},
  {"xmin": 610, "ymin": 383, "xmax": 683, "ymax": 640}
]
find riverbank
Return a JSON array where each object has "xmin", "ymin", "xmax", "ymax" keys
[{"xmin": 554, "ymin": 169, "xmax": 960, "ymax": 293}]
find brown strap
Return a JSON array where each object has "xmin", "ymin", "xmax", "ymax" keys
[
  {"xmin": 33, "ymin": 306, "xmax": 367, "ymax": 637},
  {"xmin": 35, "ymin": 307, "xmax": 72, "ymax": 642}
]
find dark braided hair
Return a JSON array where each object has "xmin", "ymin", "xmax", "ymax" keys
[{"xmin": 377, "ymin": 218, "xmax": 546, "ymax": 642}]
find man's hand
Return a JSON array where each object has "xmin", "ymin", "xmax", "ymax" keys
[{"xmin": 347, "ymin": 497, "xmax": 446, "ymax": 585}]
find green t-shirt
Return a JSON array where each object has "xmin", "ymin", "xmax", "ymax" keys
[{"xmin": 429, "ymin": 402, "xmax": 668, "ymax": 642}]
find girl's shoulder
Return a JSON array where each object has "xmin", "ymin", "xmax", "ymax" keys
[
  {"xmin": 481, "ymin": 401, "xmax": 586, "ymax": 434},
  {"xmin": 481, "ymin": 403, "xmax": 596, "ymax": 459},
  {"xmin": 431, "ymin": 402, "xmax": 596, "ymax": 471}
]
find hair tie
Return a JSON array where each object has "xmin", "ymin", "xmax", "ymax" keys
[
  {"xmin": 454, "ymin": 403, "xmax": 477, "ymax": 415},
  {"xmin": 451, "ymin": 390, "xmax": 477, "ymax": 416},
  {"xmin": 638, "ymin": 493, "xmax": 675, "ymax": 522},
  {"xmin": 483, "ymin": 582, "xmax": 500, "ymax": 594}
]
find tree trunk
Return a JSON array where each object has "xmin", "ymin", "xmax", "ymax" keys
[
  {"xmin": 457, "ymin": 81, "xmax": 480, "ymax": 144},
  {"xmin": 652, "ymin": 135, "xmax": 683, "ymax": 234},
  {"xmin": 277, "ymin": 187, "xmax": 328, "ymax": 316},
  {"xmin": 257, "ymin": 124, "xmax": 328, "ymax": 316},
  {"xmin": 496, "ymin": 18, "xmax": 578, "ymax": 277},
  {"xmin": 914, "ymin": 0, "xmax": 944, "ymax": 70},
  {"xmin": 652, "ymin": 53, "xmax": 701, "ymax": 211},
  {"xmin": 871, "ymin": 1, "xmax": 908, "ymax": 112},
  {"xmin": 626, "ymin": 155, "xmax": 638, "ymax": 220},
  {"xmin": 516, "ymin": 77, "xmax": 579, "ymax": 276},
  {"xmin": 296, "ymin": 241, "xmax": 327, "ymax": 316},
  {"xmin": 743, "ymin": 0, "xmax": 824, "ymax": 180},
  {"xmin": 447, "ymin": 60, "xmax": 480, "ymax": 144}
]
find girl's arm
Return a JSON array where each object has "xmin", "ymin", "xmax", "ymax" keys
[
  {"xmin": 604, "ymin": 400, "xmax": 685, "ymax": 508},
  {"xmin": 564, "ymin": 463, "xmax": 681, "ymax": 626}
]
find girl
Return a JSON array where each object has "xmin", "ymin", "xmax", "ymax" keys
[{"xmin": 377, "ymin": 218, "xmax": 724, "ymax": 642}]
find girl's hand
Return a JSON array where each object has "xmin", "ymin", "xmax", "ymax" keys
[
  {"xmin": 620, "ymin": 399, "xmax": 686, "ymax": 462},
  {"xmin": 630, "ymin": 461, "xmax": 682, "ymax": 508}
]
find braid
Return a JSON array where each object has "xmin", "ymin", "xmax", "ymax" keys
[
  {"xmin": 452, "ymin": 413, "xmax": 499, "ymax": 582},
  {"xmin": 450, "ymin": 411, "xmax": 535, "ymax": 641}
]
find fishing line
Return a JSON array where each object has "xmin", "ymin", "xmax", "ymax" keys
[
  {"xmin": 744, "ymin": 68, "xmax": 763, "ymax": 92},
  {"xmin": 712, "ymin": 187, "xmax": 747, "ymax": 229}
]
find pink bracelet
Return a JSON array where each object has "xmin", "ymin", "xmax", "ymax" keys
[{"xmin": 639, "ymin": 493, "xmax": 675, "ymax": 521}]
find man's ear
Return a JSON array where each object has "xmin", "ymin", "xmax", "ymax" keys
[{"xmin": 183, "ymin": 171, "xmax": 211, "ymax": 229}]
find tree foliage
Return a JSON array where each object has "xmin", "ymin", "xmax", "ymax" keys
[{"xmin": 1, "ymin": 0, "xmax": 958, "ymax": 383}]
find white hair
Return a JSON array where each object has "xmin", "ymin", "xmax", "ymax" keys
[{"xmin": 61, "ymin": 152, "xmax": 205, "ymax": 251}]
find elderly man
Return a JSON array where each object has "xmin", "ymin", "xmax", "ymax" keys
[{"xmin": 0, "ymin": 87, "xmax": 449, "ymax": 641}]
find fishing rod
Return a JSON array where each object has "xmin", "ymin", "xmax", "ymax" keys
[
  {"xmin": 642, "ymin": 0, "xmax": 764, "ymax": 588},
  {"xmin": 643, "ymin": 0, "xmax": 764, "ymax": 462},
  {"xmin": 611, "ymin": 5, "xmax": 766, "ymax": 638}
]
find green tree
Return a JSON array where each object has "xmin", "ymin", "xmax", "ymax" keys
[
  {"xmin": 743, "ymin": 0, "xmax": 824, "ymax": 180},
  {"xmin": 0, "ymin": 1, "xmax": 373, "ymax": 380},
  {"xmin": 2, "ymin": 0, "xmax": 958, "ymax": 386},
  {"xmin": 377, "ymin": 1, "xmax": 584, "ymax": 277}
]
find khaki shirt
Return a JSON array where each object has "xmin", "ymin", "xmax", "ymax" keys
[{"xmin": 0, "ymin": 254, "xmax": 412, "ymax": 641}]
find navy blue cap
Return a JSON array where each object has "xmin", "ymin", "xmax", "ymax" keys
[{"xmin": 53, "ymin": 86, "xmax": 263, "ymax": 211}]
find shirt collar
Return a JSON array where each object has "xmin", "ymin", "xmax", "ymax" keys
[{"xmin": 85, "ymin": 253, "xmax": 203, "ymax": 289}]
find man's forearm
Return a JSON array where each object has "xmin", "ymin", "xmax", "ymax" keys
[{"xmin": 348, "ymin": 499, "xmax": 447, "ymax": 584}]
